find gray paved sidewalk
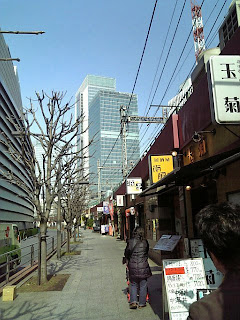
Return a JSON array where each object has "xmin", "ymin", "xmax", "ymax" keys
[{"xmin": 0, "ymin": 229, "xmax": 163, "ymax": 320}]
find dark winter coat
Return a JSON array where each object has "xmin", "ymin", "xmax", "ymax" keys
[
  {"xmin": 187, "ymin": 272, "xmax": 240, "ymax": 320},
  {"xmin": 124, "ymin": 237, "xmax": 152, "ymax": 281}
]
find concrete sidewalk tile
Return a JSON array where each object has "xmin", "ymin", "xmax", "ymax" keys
[{"xmin": 1, "ymin": 229, "xmax": 163, "ymax": 320}]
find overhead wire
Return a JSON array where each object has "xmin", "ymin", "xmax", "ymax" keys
[
  {"xmin": 89, "ymin": 0, "xmax": 159, "ymax": 193},
  {"xmin": 127, "ymin": 0, "xmax": 189, "ymax": 162},
  {"xmin": 126, "ymin": 0, "xmax": 180, "ymax": 164},
  {"xmin": 94, "ymin": 0, "xmax": 231, "ymax": 191},
  {"xmin": 140, "ymin": 0, "xmax": 229, "ymax": 152},
  {"xmin": 126, "ymin": 0, "xmax": 159, "ymax": 114},
  {"xmin": 127, "ymin": 0, "xmax": 228, "ymax": 164}
]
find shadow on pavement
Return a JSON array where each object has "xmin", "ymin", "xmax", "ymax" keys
[
  {"xmin": 148, "ymin": 274, "xmax": 163, "ymax": 319},
  {"xmin": 47, "ymin": 255, "xmax": 101, "ymax": 275},
  {"xmin": 0, "ymin": 301, "xmax": 71, "ymax": 320}
]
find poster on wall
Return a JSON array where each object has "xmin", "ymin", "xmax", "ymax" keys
[{"xmin": 149, "ymin": 155, "xmax": 174, "ymax": 184}]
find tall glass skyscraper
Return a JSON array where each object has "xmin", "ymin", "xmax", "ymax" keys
[
  {"xmin": 75, "ymin": 75, "xmax": 140, "ymax": 206},
  {"xmin": 89, "ymin": 90, "xmax": 140, "ymax": 204},
  {"xmin": 75, "ymin": 75, "xmax": 116, "ymax": 179}
]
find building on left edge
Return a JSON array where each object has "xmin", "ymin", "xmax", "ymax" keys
[{"xmin": 0, "ymin": 32, "xmax": 34, "ymax": 230}]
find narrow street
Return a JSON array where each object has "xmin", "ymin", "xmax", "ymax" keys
[{"xmin": 0, "ymin": 229, "xmax": 163, "ymax": 320}]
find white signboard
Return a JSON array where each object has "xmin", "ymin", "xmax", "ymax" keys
[
  {"xmin": 97, "ymin": 207, "xmax": 103, "ymax": 212},
  {"xmin": 163, "ymin": 258, "xmax": 207, "ymax": 320},
  {"xmin": 116, "ymin": 195, "xmax": 124, "ymax": 207},
  {"xmin": 190, "ymin": 239, "xmax": 223, "ymax": 289},
  {"xmin": 154, "ymin": 235, "xmax": 181, "ymax": 252},
  {"xmin": 208, "ymin": 55, "xmax": 240, "ymax": 124},
  {"xmin": 126, "ymin": 178, "xmax": 142, "ymax": 194}
]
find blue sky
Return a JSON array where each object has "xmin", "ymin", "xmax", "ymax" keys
[{"xmin": 0, "ymin": 0, "xmax": 233, "ymax": 153}]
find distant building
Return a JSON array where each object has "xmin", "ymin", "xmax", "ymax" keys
[
  {"xmin": 89, "ymin": 90, "xmax": 140, "ymax": 205},
  {"xmin": 75, "ymin": 75, "xmax": 140, "ymax": 206},
  {"xmin": 0, "ymin": 33, "xmax": 34, "ymax": 229},
  {"xmin": 75, "ymin": 75, "xmax": 116, "ymax": 179}
]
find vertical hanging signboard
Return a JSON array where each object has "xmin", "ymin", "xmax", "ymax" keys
[
  {"xmin": 162, "ymin": 258, "xmax": 207, "ymax": 320},
  {"xmin": 207, "ymin": 55, "xmax": 240, "ymax": 124}
]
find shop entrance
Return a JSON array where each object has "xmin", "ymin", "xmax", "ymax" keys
[{"xmin": 191, "ymin": 181, "xmax": 218, "ymax": 236}]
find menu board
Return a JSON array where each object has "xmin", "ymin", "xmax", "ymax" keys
[
  {"xmin": 190, "ymin": 239, "xmax": 223, "ymax": 289},
  {"xmin": 163, "ymin": 258, "xmax": 207, "ymax": 320},
  {"xmin": 154, "ymin": 235, "xmax": 181, "ymax": 252}
]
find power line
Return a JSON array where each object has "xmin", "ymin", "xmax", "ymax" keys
[
  {"xmin": 126, "ymin": 0, "xmax": 189, "ymax": 159},
  {"xmin": 90, "ymin": 0, "xmax": 159, "ymax": 187},
  {"xmin": 126, "ymin": 0, "xmax": 159, "ymax": 114},
  {"xmin": 90, "ymin": 0, "xmax": 230, "ymax": 193},
  {"xmin": 127, "ymin": 0, "xmax": 228, "ymax": 164},
  {"xmin": 140, "ymin": 0, "xmax": 180, "ymax": 124},
  {"xmin": 139, "ymin": 0, "xmax": 229, "ymax": 153}
]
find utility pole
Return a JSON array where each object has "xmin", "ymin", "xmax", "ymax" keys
[
  {"xmin": 97, "ymin": 160, "xmax": 103, "ymax": 203},
  {"xmin": 57, "ymin": 164, "xmax": 61, "ymax": 259},
  {"xmin": 120, "ymin": 106, "xmax": 128, "ymax": 179},
  {"xmin": 120, "ymin": 105, "xmax": 166, "ymax": 179}
]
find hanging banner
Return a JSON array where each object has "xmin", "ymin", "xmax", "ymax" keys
[
  {"xmin": 208, "ymin": 55, "xmax": 240, "ymax": 124},
  {"xmin": 103, "ymin": 201, "xmax": 109, "ymax": 214},
  {"xmin": 149, "ymin": 155, "xmax": 174, "ymax": 184},
  {"xmin": 109, "ymin": 201, "xmax": 114, "ymax": 220},
  {"xmin": 126, "ymin": 178, "xmax": 142, "ymax": 194}
]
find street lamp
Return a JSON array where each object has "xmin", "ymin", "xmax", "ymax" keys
[
  {"xmin": 0, "ymin": 30, "xmax": 45, "ymax": 35},
  {"xmin": 0, "ymin": 58, "xmax": 20, "ymax": 62}
]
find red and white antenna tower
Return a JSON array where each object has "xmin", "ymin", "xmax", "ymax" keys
[{"xmin": 191, "ymin": 0, "xmax": 205, "ymax": 61}]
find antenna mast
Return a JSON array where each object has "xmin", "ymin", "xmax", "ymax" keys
[{"xmin": 191, "ymin": 0, "xmax": 205, "ymax": 61}]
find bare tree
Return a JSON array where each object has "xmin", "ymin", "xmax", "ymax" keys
[
  {"xmin": 59, "ymin": 154, "xmax": 88, "ymax": 253},
  {"xmin": 0, "ymin": 91, "xmax": 91, "ymax": 284}
]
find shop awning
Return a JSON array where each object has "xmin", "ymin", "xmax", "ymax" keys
[{"xmin": 140, "ymin": 146, "xmax": 240, "ymax": 197}]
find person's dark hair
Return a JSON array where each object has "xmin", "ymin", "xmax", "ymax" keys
[
  {"xmin": 132, "ymin": 226, "xmax": 145, "ymax": 240},
  {"xmin": 196, "ymin": 202, "xmax": 240, "ymax": 271}
]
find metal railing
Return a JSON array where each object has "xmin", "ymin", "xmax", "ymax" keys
[{"xmin": 0, "ymin": 231, "xmax": 66, "ymax": 287}]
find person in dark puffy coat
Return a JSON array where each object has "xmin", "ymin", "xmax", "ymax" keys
[{"xmin": 124, "ymin": 226, "xmax": 152, "ymax": 309}]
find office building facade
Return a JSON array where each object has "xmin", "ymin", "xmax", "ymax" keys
[
  {"xmin": 75, "ymin": 75, "xmax": 116, "ymax": 179},
  {"xmin": 0, "ymin": 33, "xmax": 34, "ymax": 229},
  {"xmin": 89, "ymin": 90, "xmax": 140, "ymax": 204}
]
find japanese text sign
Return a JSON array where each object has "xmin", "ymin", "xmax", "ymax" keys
[
  {"xmin": 154, "ymin": 235, "xmax": 181, "ymax": 252},
  {"xmin": 126, "ymin": 178, "xmax": 142, "ymax": 194},
  {"xmin": 208, "ymin": 55, "xmax": 240, "ymax": 124},
  {"xmin": 149, "ymin": 155, "xmax": 174, "ymax": 184},
  {"xmin": 163, "ymin": 258, "xmax": 207, "ymax": 320}
]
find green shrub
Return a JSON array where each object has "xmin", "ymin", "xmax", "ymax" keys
[{"xmin": 20, "ymin": 228, "xmax": 39, "ymax": 239}]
